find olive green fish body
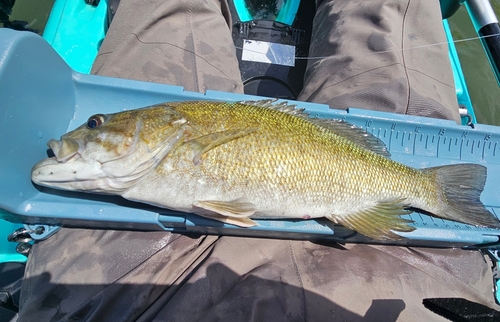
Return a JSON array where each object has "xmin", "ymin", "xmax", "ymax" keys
[{"xmin": 32, "ymin": 100, "xmax": 500, "ymax": 240}]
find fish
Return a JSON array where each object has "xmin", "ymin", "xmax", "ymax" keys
[{"xmin": 31, "ymin": 99, "xmax": 500, "ymax": 240}]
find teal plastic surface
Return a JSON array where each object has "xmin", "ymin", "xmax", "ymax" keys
[
  {"xmin": 497, "ymin": 279, "xmax": 500, "ymax": 304},
  {"xmin": 233, "ymin": 0, "xmax": 253, "ymax": 22},
  {"xmin": 275, "ymin": 0, "xmax": 300, "ymax": 25},
  {"xmin": 233, "ymin": 0, "xmax": 300, "ymax": 25},
  {"xmin": 42, "ymin": 0, "xmax": 108, "ymax": 74},
  {"xmin": 1, "ymin": 29, "xmax": 500, "ymax": 248},
  {"xmin": 0, "ymin": 212, "xmax": 27, "ymax": 263}
]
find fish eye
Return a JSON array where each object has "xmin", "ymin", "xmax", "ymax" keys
[{"xmin": 86, "ymin": 114, "xmax": 106, "ymax": 129}]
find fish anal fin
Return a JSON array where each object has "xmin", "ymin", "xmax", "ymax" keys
[
  {"xmin": 192, "ymin": 199, "xmax": 257, "ymax": 227},
  {"xmin": 327, "ymin": 199, "xmax": 414, "ymax": 240},
  {"xmin": 188, "ymin": 128, "xmax": 258, "ymax": 165}
]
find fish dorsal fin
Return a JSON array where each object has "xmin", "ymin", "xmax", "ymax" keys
[
  {"xmin": 239, "ymin": 100, "xmax": 390, "ymax": 157},
  {"xmin": 187, "ymin": 127, "xmax": 258, "ymax": 165},
  {"xmin": 327, "ymin": 198, "xmax": 414, "ymax": 240},
  {"xmin": 240, "ymin": 99, "xmax": 309, "ymax": 118},
  {"xmin": 192, "ymin": 199, "xmax": 257, "ymax": 227},
  {"xmin": 312, "ymin": 119, "xmax": 391, "ymax": 158}
]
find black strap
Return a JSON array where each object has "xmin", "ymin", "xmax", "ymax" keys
[{"xmin": 423, "ymin": 297, "xmax": 500, "ymax": 322}]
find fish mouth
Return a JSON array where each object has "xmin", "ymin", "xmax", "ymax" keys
[
  {"xmin": 31, "ymin": 137, "xmax": 101, "ymax": 186},
  {"xmin": 48, "ymin": 137, "xmax": 80, "ymax": 162},
  {"xmin": 31, "ymin": 151, "xmax": 103, "ymax": 186}
]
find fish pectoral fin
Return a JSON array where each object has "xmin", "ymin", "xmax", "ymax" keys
[
  {"xmin": 192, "ymin": 199, "xmax": 257, "ymax": 227},
  {"xmin": 188, "ymin": 128, "xmax": 258, "ymax": 165},
  {"xmin": 327, "ymin": 198, "xmax": 415, "ymax": 241}
]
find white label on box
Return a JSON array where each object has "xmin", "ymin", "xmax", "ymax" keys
[{"xmin": 241, "ymin": 40, "xmax": 295, "ymax": 67}]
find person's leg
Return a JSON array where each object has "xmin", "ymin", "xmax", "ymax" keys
[
  {"xmin": 92, "ymin": 0, "xmax": 243, "ymax": 93},
  {"xmin": 24, "ymin": 232, "xmax": 495, "ymax": 321},
  {"xmin": 18, "ymin": 229, "xmax": 220, "ymax": 321},
  {"xmin": 142, "ymin": 239, "xmax": 498, "ymax": 321},
  {"xmin": 299, "ymin": 0, "xmax": 461, "ymax": 123}
]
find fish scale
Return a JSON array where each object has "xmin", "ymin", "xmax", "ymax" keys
[
  {"xmin": 31, "ymin": 100, "xmax": 500, "ymax": 240},
  {"xmin": 164, "ymin": 103, "xmax": 442, "ymax": 214}
]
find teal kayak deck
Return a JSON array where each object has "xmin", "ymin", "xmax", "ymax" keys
[
  {"xmin": 1, "ymin": 29, "xmax": 500, "ymax": 248},
  {"xmin": 42, "ymin": 0, "xmax": 107, "ymax": 74}
]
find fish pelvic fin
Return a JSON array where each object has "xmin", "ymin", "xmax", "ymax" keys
[
  {"xmin": 327, "ymin": 198, "xmax": 414, "ymax": 240},
  {"xmin": 426, "ymin": 164, "xmax": 500, "ymax": 228},
  {"xmin": 187, "ymin": 128, "xmax": 258, "ymax": 165},
  {"xmin": 192, "ymin": 199, "xmax": 257, "ymax": 227}
]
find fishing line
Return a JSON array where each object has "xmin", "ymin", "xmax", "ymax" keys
[{"xmin": 233, "ymin": 32, "xmax": 500, "ymax": 62}]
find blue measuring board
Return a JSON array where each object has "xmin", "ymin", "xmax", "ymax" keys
[{"xmin": 1, "ymin": 29, "xmax": 500, "ymax": 247}]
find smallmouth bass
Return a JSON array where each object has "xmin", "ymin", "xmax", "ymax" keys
[{"xmin": 31, "ymin": 100, "xmax": 500, "ymax": 240}]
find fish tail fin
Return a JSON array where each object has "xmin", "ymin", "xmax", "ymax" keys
[{"xmin": 425, "ymin": 164, "xmax": 500, "ymax": 228}]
